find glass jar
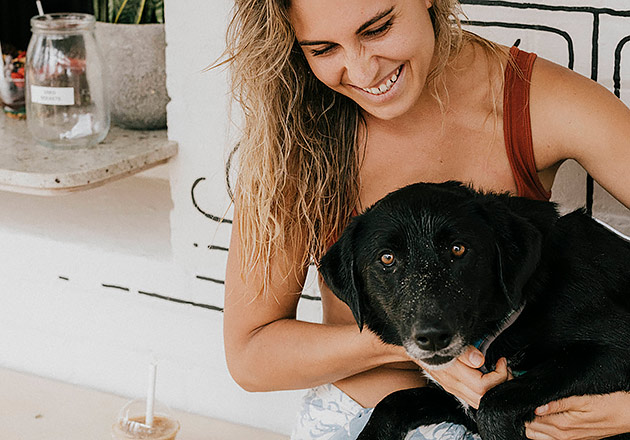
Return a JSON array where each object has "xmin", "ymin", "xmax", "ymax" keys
[{"xmin": 26, "ymin": 13, "xmax": 109, "ymax": 149}]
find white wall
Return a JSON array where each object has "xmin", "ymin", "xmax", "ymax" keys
[{"xmin": 0, "ymin": 0, "xmax": 628, "ymax": 438}]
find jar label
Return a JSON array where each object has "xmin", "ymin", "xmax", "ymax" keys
[{"xmin": 30, "ymin": 85, "xmax": 75, "ymax": 106}]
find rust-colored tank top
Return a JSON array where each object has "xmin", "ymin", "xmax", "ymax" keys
[
  {"xmin": 504, "ymin": 46, "xmax": 551, "ymax": 201},
  {"xmin": 341, "ymin": 46, "xmax": 550, "ymax": 227}
]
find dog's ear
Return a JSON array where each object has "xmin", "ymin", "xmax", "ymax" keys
[
  {"xmin": 479, "ymin": 196, "xmax": 556, "ymax": 307},
  {"xmin": 318, "ymin": 220, "xmax": 365, "ymax": 330},
  {"xmin": 503, "ymin": 196, "xmax": 559, "ymax": 237}
]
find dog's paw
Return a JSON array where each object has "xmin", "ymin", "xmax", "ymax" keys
[{"xmin": 477, "ymin": 389, "xmax": 531, "ymax": 440}]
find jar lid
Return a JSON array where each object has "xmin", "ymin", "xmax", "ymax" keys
[{"xmin": 30, "ymin": 13, "xmax": 96, "ymax": 32}]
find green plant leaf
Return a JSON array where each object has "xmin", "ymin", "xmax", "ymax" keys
[
  {"xmin": 135, "ymin": 0, "xmax": 147, "ymax": 24},
  {"xmin": 108, "ymin": 0, "xmax": 117, "ymax": 22},
  {"xmin": 138, "ymin": 0, "xmax": 162, "ymax": 23},
  {"xmin": 92, "ymin": 0, "xmax": 106, "ymax": 21},
  {"xmin": 150, "ymin": 0, "xmax": 164, "ymax": 23},
  {"xmin": 113, "ymin": 0, "xmax": 142, "ymax": 23},
  {"xmin": 147, "ymin": 0, "xmax": 164, "ymax": 23},
  {"xmin": 94, "ymin": 0, "xmax": 163, "ymax": 23}
]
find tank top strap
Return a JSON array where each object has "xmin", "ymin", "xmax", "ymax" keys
[{"xmin": 503, "ymin": 46, "xmax": 551, "ymax": 201}]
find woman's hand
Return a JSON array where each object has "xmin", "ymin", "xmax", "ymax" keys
[
  {"xmin": 525, "ymin": 392, "xmax": 630, "ymax": 440},
  {"xmin": 423, "ymin": 346, "xmax": 512, "ymax": 409}
]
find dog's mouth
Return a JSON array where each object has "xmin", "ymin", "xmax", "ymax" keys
[
  {"xmin": 418, "ymin": 355, "xmax": 457, "ymax": 368},
  {"xmin": 402, "ymin": 334, "xmax": 466, "ymax": 369}
]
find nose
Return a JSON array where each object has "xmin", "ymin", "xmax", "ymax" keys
[
  {"xmin": 414, "ymin": 324, "xmax": 453, "ymax": 352},
  {"xmin": 343, "ymin": 47, "xmax": 378, "ymax": 88}
]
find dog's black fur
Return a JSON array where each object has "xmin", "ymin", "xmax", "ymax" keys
[{"xmin": 319, "ymin": 181, "xmax": 630, "ymax": 440}]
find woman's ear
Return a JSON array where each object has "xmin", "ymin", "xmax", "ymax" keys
[{"xmin": 425, "ymin": 0, "xmax": 434, "ymax": 8}]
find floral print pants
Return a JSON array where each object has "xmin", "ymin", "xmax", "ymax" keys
[{"xmin": 291, "ymin": 384, "xmax": 480, "ymax": 440}]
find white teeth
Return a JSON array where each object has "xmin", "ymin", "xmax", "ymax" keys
[{"xmin": 361, "ymin": 66, "xmax": 402, "ymax": 96}]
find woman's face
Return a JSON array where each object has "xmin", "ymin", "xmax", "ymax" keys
[{"xmin": 289, "ymin": 0, "xmax": 436, "ymax": 121}]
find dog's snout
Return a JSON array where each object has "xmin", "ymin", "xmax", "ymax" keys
[{"xmin": 414, "ymin": 325, "xmax": 453, "ymax": 352}]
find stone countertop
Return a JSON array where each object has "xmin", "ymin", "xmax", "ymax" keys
[
  {"xmin": 1, "ymin": 367, "xmax": 288, "ymax": 440},
  {"xmin": 0, "ymin": 115, "xmax": 177, "ymax": 195}
]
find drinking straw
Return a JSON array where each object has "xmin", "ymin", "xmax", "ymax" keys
[
  {"xmin": 35, "ymin": 0, "xmax": 45, "ymax": 16},
  {"xmin": 146, "ymin": 362, "xmax": 157, "ymax": 427}
]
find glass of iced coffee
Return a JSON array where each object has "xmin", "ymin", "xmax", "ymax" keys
[{"xmin": 111, "ymin": 399, "xmax": 180, "ymax": 440}]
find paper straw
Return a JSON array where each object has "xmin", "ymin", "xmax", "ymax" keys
[
  {"xmin": 35, "ymin": 0, "xmax": 45, "ymax": 16},
  {"xmin": 145, "ymin": 363, "xmax": 157, "ymax": 427},
  {"xmin": 0, "ymin": 42, "xmax": 5, "ymax": 72}
]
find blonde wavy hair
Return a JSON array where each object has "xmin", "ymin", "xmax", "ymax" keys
[{"xmin": 223, "ymin": 0, "xmax": 507, "ymax": 295}]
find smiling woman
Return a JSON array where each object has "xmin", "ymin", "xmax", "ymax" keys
[
  {"xmin": 220, "ymin": 0, "xmax": 630, "ymax": 438},
  {"xmin": 289, "ymin": 0, "xmax": 437, "ymax": 121}
]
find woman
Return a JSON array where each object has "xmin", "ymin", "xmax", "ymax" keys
[{"xmin": 221, "ymin": 0, "xmax": 630, "ymax": 438}]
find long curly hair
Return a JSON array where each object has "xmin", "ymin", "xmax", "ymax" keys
[{"xmin": 222, "ymin": 0, "xmax": 507, "ymax": 295}]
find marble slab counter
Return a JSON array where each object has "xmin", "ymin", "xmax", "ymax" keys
[{"xmin": 0, "ymin": 115, "xmax": 177, "ymax": 195}]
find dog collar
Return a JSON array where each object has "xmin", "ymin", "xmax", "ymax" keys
[{"xmin": 473, "ymin": 304, "xmax": 525, "ymax": 373}]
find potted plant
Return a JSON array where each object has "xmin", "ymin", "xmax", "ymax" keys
[{"xmin": 93, "ymin": 0, "xmax": 168, "ymax": 129}]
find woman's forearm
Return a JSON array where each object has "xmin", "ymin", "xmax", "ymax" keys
[{"xmin": 225, "ymin": 318, "xmax": 405, "ymax": 392}]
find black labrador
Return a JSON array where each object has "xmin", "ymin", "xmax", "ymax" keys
[{"xmin": 319, "ymin": 181, "xmax": 630, "ymax": 440}]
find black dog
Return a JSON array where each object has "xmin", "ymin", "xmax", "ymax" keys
[{"xmin": 319, "ymin": 181, "xmax": 630, "ymax": 440}]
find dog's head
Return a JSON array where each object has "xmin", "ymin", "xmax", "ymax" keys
[{"xmin": 319, "ymin": 181, "xmax": 558, "ymax": 368}]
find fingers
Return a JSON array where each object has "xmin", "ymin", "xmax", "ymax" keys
[
  {"xmin": 525, "ymin": 394, "xmax": 617, "ymax": 440},
  {"xmin": 459, "ymin": 347, "xmax": 514, "ymax": 379},
  {"xmin": 525, "ymin": 426, "xmax": 558, "ymax": 440},
  {"xmin": 525, "ymin": 412, "xmax": 592, "ymax": 440},
  {"xmin": 535, "ymin": 396, "xmax": 587, "ymax": 416},
  {"xmin": 460, "ymin": 347, "xmax": 485, "ymax": 368},
  {"xmin": 428, "ymin": 359, "xmax": 484, "ymax": 408},
  {"xmin": 490, "ymin": 354, "xmax": 514, "ymax": 380},
  {"xmin": 525, "ymin": 422, "xmax": 567, "ymax": 440},
  {"xmin": 427, "ymin": 351, "xmax": 511, "ymax": 409},
  {"xmin": 481, "ymin": 357, "xmax": 511, "ymax": 390},
  {"xmin": 526, "ymin": 409, "xmax": 583, "ymax": 440}
]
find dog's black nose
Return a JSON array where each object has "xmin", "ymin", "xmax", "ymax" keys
[{"xmin": 415, "ymin": 326, "xmax": 453, "ymax": 351}]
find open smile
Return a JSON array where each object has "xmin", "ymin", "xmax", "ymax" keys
[{"xmin": 359, "ymin": 65, "xmax": 403, "ymax": 96}]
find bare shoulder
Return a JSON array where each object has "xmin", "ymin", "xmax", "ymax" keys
[
  {"xmin": 530, "ymin": 55, "xmax": 630, "ymax": 165},
  {"xmin": 530, "ymin": 55, "xmax": 630, "ymax": 207}
]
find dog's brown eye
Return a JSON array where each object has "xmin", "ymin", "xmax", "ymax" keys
[
  {"xmin": 380, "ymin": 253, "xmax": 395, "ymax": 266},
  {"xmin": 451, "ymin": 244, "xmax": 467, "ymax": 258}
]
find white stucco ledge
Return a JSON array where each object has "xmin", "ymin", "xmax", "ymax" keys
[{"xmin": 0, "ymin": 114, "xmax": 178, "ymax": 195}]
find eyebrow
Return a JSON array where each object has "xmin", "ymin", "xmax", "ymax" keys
[{"xmin": 298, "ymin": 6, "xmax": 395, "ymax": 46}]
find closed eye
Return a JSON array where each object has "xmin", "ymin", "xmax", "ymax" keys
[
  {"xmin": 308, "ymin": 16, "xmax": 394, "ymax": 56},
  {"xmin": 363, "ymin": 18, "xmax": 393, "ymax": 38},
  {"xmin": 310, "ymin": 44, "xmax": 337, "ymax": 57}
]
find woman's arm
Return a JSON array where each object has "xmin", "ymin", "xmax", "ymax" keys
[
  {"xmin": 530, "ymin": 56, "xmax": 630, "ymax": 209},
  {"xmin": 223, "ymin": 213, "xmax": 408, "ymax": 392}
]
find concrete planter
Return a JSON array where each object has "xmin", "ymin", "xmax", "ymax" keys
[{"xmin": 95, "ymin": 22, "xmax": 168, "ymax": 130}]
